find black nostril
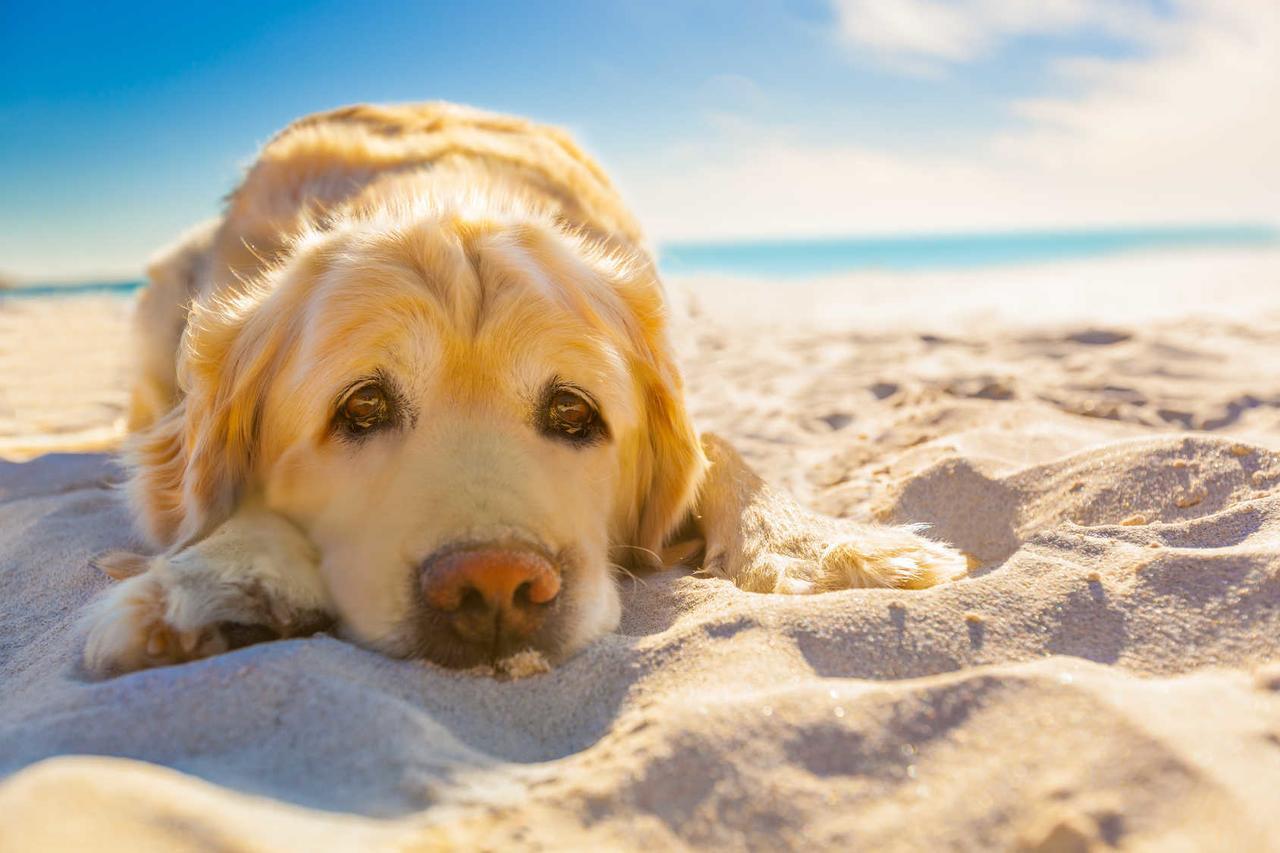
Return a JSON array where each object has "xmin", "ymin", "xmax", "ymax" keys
[
  {"xmin": 514, "ymin": 581, "xmax": 533, "ymax": 606},
  {"xmin": 458, "ymin": 586, "xmax": 486, "ymax": 613}
]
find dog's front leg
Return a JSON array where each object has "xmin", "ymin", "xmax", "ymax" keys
[
  {"xmin": 81, "ymin": 501, "xmax": 332, "ymax": 677},
  {"xmin": 692, "ymin": 433, "xmax": 967, "ymax": 594}
]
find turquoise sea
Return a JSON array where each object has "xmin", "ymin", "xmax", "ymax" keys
[
  {"xmin": 5, "ymin": 224, "xmax": 1277, "ymax": 298},
  {"xmin": 659, "ymin": 224, "xmax": 1279, "ymax": 279}
]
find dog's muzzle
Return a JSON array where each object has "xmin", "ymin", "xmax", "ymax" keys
[{"xmin": 419, "ymin": 544, "xmax": 561, "ymax": 657}]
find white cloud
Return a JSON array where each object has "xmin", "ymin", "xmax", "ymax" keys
[
  {"xmin": 619, "ymin": 0, "xmax": 1279, "ymax": 240},
  {"xmin": 832, "ymin": 0, "xmax": 1169, "ymax": 75}
]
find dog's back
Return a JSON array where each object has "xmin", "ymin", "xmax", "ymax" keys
[{"xmin": 129, "ymin": 102, "xmax": 646, "ymax": 429}]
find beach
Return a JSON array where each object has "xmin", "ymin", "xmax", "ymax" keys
[{"xmin": 2, "ymin": 246, "xmax": 1280, "ymax": 850}]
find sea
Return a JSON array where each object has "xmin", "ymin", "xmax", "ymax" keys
[
  {"xmin": 5, "ymin": 224, "xmax": 1277, "ymax": 298},
  {"xmin": 659, "ymin": 224, "xmax": 1279, "ymax": 279}
]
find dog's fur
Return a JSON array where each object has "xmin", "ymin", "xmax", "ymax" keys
[{"xmin": 82, "ymin": 103, "xmax": 966, "ymax": 675}]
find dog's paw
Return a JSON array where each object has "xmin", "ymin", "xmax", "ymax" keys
[
  {"xmin": 803, "ymin": 523, "xmax": 968, "ymax": 592},
  {"xmin": 81, "ymin": 558, "xmax": 230, "ymax": 676},
  {"xmin": 695, "ymin": 434, "xmax": 968, "ymax": 596},
  {"xmin": 81, "ymin": 507, "xmax": 333, "ymax": 677},
  {"xmin": 705, "ymin": 506, "xmax": 967, "ymax": 595},
  {"xmin": 81, "ymin": 550, "xmax": 320, "ymax": 678}
]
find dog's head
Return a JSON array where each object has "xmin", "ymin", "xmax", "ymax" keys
[{"xmin": 128, "ymin": 206, "xmax": 705, "ymax": 667}]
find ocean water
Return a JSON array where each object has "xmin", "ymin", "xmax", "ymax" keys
[
  {"xmin": 659, "ymin": 224, "xmax": 1279, "ymax": 279},
  {"xmin": 2, "ymin": 279, "xmax": 145, "ymax": 299},
  {"xmin": 5, "ymin": 225, "xmax": 1276, "ymax": 298}
]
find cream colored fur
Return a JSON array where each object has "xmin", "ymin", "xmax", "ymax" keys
[{"xmin": 82, "ymin": 102, "xmax": 966, "ymax": 676}]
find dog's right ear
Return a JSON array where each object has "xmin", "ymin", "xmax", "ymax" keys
[
  {"xmin": 127, "ymin": 220, "xmax": 219, "ymax": 431},
  {"xmin": 125, "ymin": 280, "xmax": 296, "ymax": 549}
]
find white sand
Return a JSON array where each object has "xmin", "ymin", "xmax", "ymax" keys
[
  {"xmin": 0, "ymin": 296, "xmax": 131, "ymax": 459},
  {"xmin": 2, "ymin": 248, "xmax": 1280, "ymax": 851}
]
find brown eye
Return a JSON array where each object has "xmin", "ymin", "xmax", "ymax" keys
[
  {"xmin": 544, "ymin": 387, "xmax": 604, "ymax": 444},
  {"xmin": 339, "ymin": 383, "xmax": 391, "ymax": 433},
  {"xmin": 552, "ymin": 391, "xmax": 592, "ymax": 428}
]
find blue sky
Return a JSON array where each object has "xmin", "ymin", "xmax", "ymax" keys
[{"xmin": 2, "ymin": 0, "xmax": 1275, "ymax": 279}]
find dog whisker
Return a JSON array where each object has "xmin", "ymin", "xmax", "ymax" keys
[{"xmin": 608, "ymin": 561, "xmax": 648, "ymax": 587}]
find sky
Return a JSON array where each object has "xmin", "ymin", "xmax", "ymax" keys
[{"xmin": 1, "ymin": 0, "xmax": 1276, "ymax": 280}]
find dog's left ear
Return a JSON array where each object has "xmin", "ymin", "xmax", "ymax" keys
[
  {"xmin": 629, "ymin": 361, "xmax": 706, "ymax": 565},
  {"xmin": 614, "ymin": 275, "xmax": 708, "ymax": 568}
]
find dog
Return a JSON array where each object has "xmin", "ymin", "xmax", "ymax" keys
[{"xmin": 81, "ymin": 103, "xmax": 966, "ymax": 676}]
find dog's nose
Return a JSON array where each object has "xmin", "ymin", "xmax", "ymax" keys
[{"xmin": 420, "ymin": 547, "xmax": 560, "ymax": 648}]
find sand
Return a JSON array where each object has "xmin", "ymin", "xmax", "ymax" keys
[{"xmin": 2, "ymin": 248, "xmax": 1280, "ymax": 851}]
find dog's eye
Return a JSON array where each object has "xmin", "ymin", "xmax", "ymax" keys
[
  {"xmin": 336, "ymin": 382, "xmax": 393, "ymax": 435},
  {"xmin": 551, "ymin": 391, "xmax": 593, "ymax": 429},
  {"xmin": 543, "ymin": 388, "xmax": 605, "ymax": 444}
]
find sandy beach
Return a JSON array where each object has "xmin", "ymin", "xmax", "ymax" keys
[{"xmin": 2, "ymin": 247, "xmax": 1280, "ymax": 850}]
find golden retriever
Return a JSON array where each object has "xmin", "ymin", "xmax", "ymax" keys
[{"xmin": 81, "ymin": 103, "xmax": 965, "ymax": 676}]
